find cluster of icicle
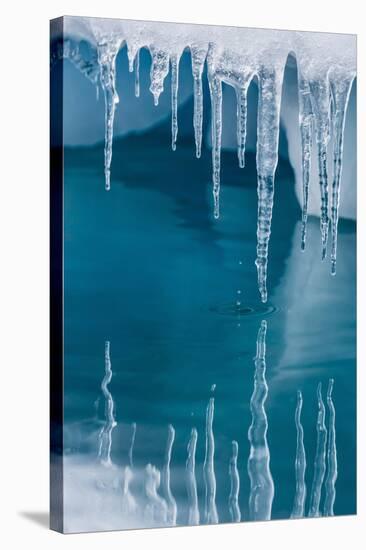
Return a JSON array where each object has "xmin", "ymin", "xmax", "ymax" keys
[
  {"xmin": 57, "ymin": 18, "xmax": 356, "ymax": 302},
  {"xmin": 95, "ymin": 331, "xmax": 337, "ymax": 526}
]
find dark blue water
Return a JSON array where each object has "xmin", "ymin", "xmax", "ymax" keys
[{"xmin": 62, "ymin": 132, "xmax": 356, "ymax": 532}]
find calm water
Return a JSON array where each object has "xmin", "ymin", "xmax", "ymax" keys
[{"xmin": 62, "ymin": 134, "xmax": 356, "ymax": 532}]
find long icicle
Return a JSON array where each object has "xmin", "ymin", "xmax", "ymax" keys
[
  {"xmin": 207, "ymin": 44, "xmax": 223, "ymax": 219},
  {"xmin": 330, "ymin": 77, "xmax": 354, "ymax": 275},
  {"xmin": 324, "ymin": 379, "xmax": 338, "ymax": 516},
  {"xmin": 161, "ymin": 424, "xmax": 178, "ymax": 526},
  {"xmin": 229, "ymin": 440, "xmax": 241, "ymax": 522},
  {"xmin": 98, "ymin": 341, "xmax": 117, "ymax": 466},
  {"xmin": 191, "ymin": 46, "xmax": 207, "ymax": 158},
  {"xmin": 291, "ymin": 390, "xmax": 307, "ymax": 518},
  {"xmin": 170, "ymin": 54, "xmax": 180, "ymax": 151},
  {"xmin": 298, "ymin": 78, "xmax": 314, "ymax": 250},
  {"xmin": 255, "ymin": 67, "xmax": 284, "ymax": 303},
  {"xmin": 248, "ymin": 320, "xmax": 274, "ymax": 521},
  {"xmin": 308, "ymin": 382, "xmax": 328, "ymax": 517},
  {"xmin": 203, "ymin": 395, "xmax": 219, "ymax": 524},
  {"xmin": 309, "ymin": 78, "xmax": 331, "ymax": 260},
  {"xmin": 186, "ymin": 427, "xmax": 200, "ymax": 526},
  {"xmin": 236, "ymin": 85, "xmax": 248, "ymax": 168},
  {"xmin": 97, "ymin": 39, "xmax": 121, "ymax": 191}
]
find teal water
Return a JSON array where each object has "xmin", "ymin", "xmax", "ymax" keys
[{"xmin": 62, "ymin": 135, "xmax": 356, "ymax": 532}]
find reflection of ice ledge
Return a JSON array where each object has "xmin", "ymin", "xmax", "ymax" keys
[{"xmin": 63, "ymin": 456, "xmax": 178, "ymax": 533}]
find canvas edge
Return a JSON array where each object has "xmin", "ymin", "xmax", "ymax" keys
[{"xmin": 50, "ymin": 15, "xmax": 65, "ymax": 534}]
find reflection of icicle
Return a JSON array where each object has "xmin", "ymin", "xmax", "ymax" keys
[
  {"xmin": 298, "ymin": 78, "xmax": 314, "ymax": 251},
  {"xmin": 186, "ymin": 428, "xmax": 200, "ymax": 526},
  {"xmin": 98, "ymin": 341, "xmax": 117, "ymax": 467},
  {"xmin": 161, "ymin": 425, "xmax": 177, "ymax": 526},
  {"xmin": 330, "ymin": 78, "xmax": 354, "ymax": 275},
  {"xmin": 128, "ymin": 422, "xmax": 136, "ymax": 468},
  {"xmin": 144, "ymin": 464, "xmax": 168, "ymax": 524},
  {"xmin": 309, "ymin": 79, "xmax": 331, "ymax": 260},
  {"xmin": 134, "ymin": 49, "xmax": 140, "ymax": 98},
  {"xmin": 97, "ymin": 39, "xmax": 121, "ymax": 190},
  {"xmin": 291, "ymin": 391, "xmax": 307, "ymax": 519},
  {"xmin": 149, "ymin": 48, "xmax": 170, "ymax": 106},
  {"xmin": 324, "ymin": 379, "xmax": 338, "ymax": 516},
  {"xmin": 191, "ymin": 45, "xmax": 207, "ymax": 158},
  {"xmin": 121, "ymin": 466, "xmax": 137, "ymax": 515},
  {"xmin": 203, "ymin": 396, "xmax": 219, "ymax": 524},
  {"xmin": 229, "ymin": 440, "xmax": 241, "ymax": 522},
  {"xmin": 248, "ymin": 320, "xmax": 274, "ymax": 521},
  {"xmin": 236, "ymin": 85, "xmax": 248, "ymax": 168},
  {"xmin": 255, "ymin": 67, "xmax": 284, "ymax": 303},
  {"xmin": 170, "ymin": 54, "xmax": 179, "ymax": 151},
  {"xmin": 308, "ymin": 383, "xmax": 328, "ymax": 517},
  {"xmin": 207, "ymin": 44, "xmax": 222, "ymax": 219}
]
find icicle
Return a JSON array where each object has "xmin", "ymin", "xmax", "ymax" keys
[
  {"xmin": 309, "ymin": 78, "xmax": 331, "ymax": 259},
  {"xmin": 144, "ymin": 464, "xmax": 168, "ymax": 524},
  {"xmin": 236, "ymin": 85, "xmax": 248, "ymax": 168},
  {"xmin": 60, "ymin": 38, "xmax": 100, "ymax": 85},
  {"xmin": 128, "ymin": 422, "xmax": 137, "ymax": 468},
  {"xmin": 324, "ymin": 379, "xmax": 338, "ymax": 516},
  {"xmin": 207, "ymin": 44, "xmax": 223, "ymax": 219},
  {"xmin": 208, "ymin": 83, "xmax": 222, "ymax": 218},
  {"xmin": 149, "ymin": 48, "xmax": 170, "ymax": 106},
  {"xmin": 134, "ymin": 49, "xmax": 140, "ymax": 98},
  {"xmin": 229, "ymin": 440, "xmax": 241, "ymax": 522},
  {"xmin": 308, "ymin": 383, "xmax": 328, "ymax": 517},
  {"xmin": 298, "ymin": 78, "xmax": 314, "ymax": 250},
  {"xmin": 191, "ymin": 45, "xmax": 207, "ymax": 158},
  {"xmin": 97, "ymin": 39, "xmax": 121, "ymax": 190},
  {"xmin": 170, "ymin": 54, "xmax": 180, "ymax": 151},
  {"xmin": 203, "ymin": 395, "xmax": 219, "ymax": 524},
  {"xmin": 255, "ymin": 67, "xmax": 284, "ymax": 303},
  {"xmin": 98, "ymin": 341, "xmax": 117, "ymax": 467},
  {"xmin": 291, "ymin": 391, "xmax": 307, "ymax": 519},
  {"xmin": 161, "ymin": 424, "xmax": 177, "ymax": 526},
  {"xmin": 186, "ymin": 427, "xmax": 200, "ymax": 526},
  {"xmin": 247, "ymin": 320, "xmax": 274, "ymax": 521},
  {"xmin": 330, "ymin": 77, "xmax": 354, "ymax": 275}
]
